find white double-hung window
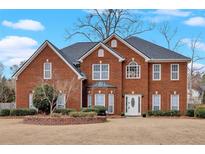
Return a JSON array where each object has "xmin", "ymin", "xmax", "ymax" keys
[
  {"xmin": 92, "ymin": 64, "xmax": 109, "ymax": 80},
  {"xmin": 87, "ymin": 94, "xmax": 92, "ymax": 107},
  {"xmin": 171, "ymin": 94, "xmax": 179, "ymax": 110},
  {"xmin": 44, "ymin": 62, "xmax": 52, "ymax": 79},
  {"xmin": 108, "ymin": 94, "xmax": 114, "ymax": 114},
  {"xmin": 171, "ymin": 64, "xmax": 179, "ymax": 80},
  {"xmin": 152, "ymin": 94, "xmax": 161, "ymax": 111},
  {"xmin": 126, "ymin": 61, "xmax": 141, "ymax": 79},
  {"xmin": 153, "ymin": 64, "xmax": 161, "ymax": 80},
  {"xmin": 56, "ymin": 94, "xmax": 66, "ymax": 109},
  {"xmin": 95, "ymin": 94, "xmax": 105, "ymax": 106}
]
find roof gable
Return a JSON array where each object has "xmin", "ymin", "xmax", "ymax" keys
[
  {"xmin": 78, "ymin": 42, "xmax": 125, "ymax": 62},
  {"xmin": 13, "ymin": 41, "xmax": 85, "ymax": 80},
  {"xmin": 103, "ymin": 34, "xmax": 151, "ymax": 61}
]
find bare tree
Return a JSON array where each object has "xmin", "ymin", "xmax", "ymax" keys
[
  {"xmin": 0, "ymin": 62, "xmax": 4, "ymax": 79},
  {"xmin": 10, "ymin": 61, "xmax": 25, "ymax": 75},
  {"xmin": 158, "ymin": 22, "xmax": 183, "ymax": 51},
  {"xmin": 66, "ymin": 9, "xmax": 155, "ymax": 41},
  {"xmin": 188, "ymin": 35, "xmax": 205, "ymax": 104},
  {"xmin": 35, "ymin": 70, "xmax": 80, "ymax": 115}
]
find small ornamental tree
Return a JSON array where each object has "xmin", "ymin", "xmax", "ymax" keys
[{"xmin": 33, "ymin": 84, "xmax": 59, "ymax": 114}]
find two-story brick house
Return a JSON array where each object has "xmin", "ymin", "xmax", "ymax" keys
[{"xmin": 13, "ymin": 34, "xmax": 190, "ymax": 115}]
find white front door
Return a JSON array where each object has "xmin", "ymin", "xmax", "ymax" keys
[{"xmin": 125, "ymin": 95, "xmax": 141, "ymax": 116}]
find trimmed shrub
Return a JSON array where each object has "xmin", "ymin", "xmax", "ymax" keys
[
  {"xmin": 69, "ymin": 111, "xmax": 97, "ymax": 117},
  {"xmin": 10, "ymin": 109, "xmax": 37, "ymax": 116},
  {"xmin": 0, "ymin": 109, "xmax": 10, "ymax": 116},
  {"xmin": 54, "ymin": 108, "xmax": 76, "ymax": 115},
  {"xmin": 81, "ymin": 106, "xmax": 106, "ymax": 116},
  {"xmin": 170, "ymin": 110, "xmax": 181, "ymax": 116},
  {"xmin": 147, "ymin": 110, "xmax": 180, "ymax": 117},
  {"xmin": 142, "ymin": 112, "xmax": 146, "ymax": 118},
  {"xmin": 93, "ymin": 106, "xmax": 106, "ymax": 116},
  {"xmin": 81, "ymin": 108, "xmax": 96, "ymax": 113},
  {"xmin": 186, "ymin": 109, "xmax": 195, "ymax": 117},
  {"xmin": 195, "ymin": 108, "xmax": 205, "ymax": 118}
]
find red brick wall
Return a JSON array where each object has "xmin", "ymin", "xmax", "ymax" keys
[
  {"xmin": 106, "ymin": 36, "xmax": 149, "ymax": 113},
  {"xmin": 80, "ymin": 45, "xmax": 123, "ymax": 114},
  {"xmin": 148, "ymin": 62, "xmax": 188, "ymax": 113},
  {"xmin": 16, "ymin": 44, "xmax": 82, "ymax": 110}
]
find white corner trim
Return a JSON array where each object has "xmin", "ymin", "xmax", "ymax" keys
[
  {"xmin": 78, "ymin": 42, "xmax": 125, "ymax": 62},
  {"xmin": 13, "ymin": 41, "xmax": 84, "ymax": 80},
  {"xmin": 103, "ymin": 34, "xmax": 150, "ymax": 61}
]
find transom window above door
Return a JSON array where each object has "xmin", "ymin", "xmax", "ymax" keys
[
  {"xmin": 126, "ymin": 61, "xmax": 141, "ymax": 79},
  {"xmin": 92, "ymin": 64, "xmax": 109, "ymax": 80}
]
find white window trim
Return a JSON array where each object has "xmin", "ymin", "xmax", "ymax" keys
[
  {"xmin": 170, "ymin": 94, "xmax": 179, "ymax": 110},
  {"xmin": 92, "ymin": 64, "xmax": 109, "ymax": 80},
  {"xmin": 152, "ymin": 64, "xmax": 161, "ymax": 80},
  {"xmin": 171, "ymin": 64, "xmax": 179, "ymax": 80},
  {"xmin": 108, "ymin": 94, "xmax": 114, "ymax": 114},
  {"xmin": 126, "ymin": 61, "xmax": 141, "ymax": 79},
  {"xmin": 152, "ymin": 94, "xmax": 161, "ymax": 111},
  {"xmin": 98, "ymin": 49, "xmax": 104, "ymax": 57},
  {"xmin": 95, "ymin": 94, "xmax": 105, "ymax": 106},
  {"xmin": 43, "ymin": 62, "xmax": 52, "ymax": 79},
  {"xmin": 56, "ymin": 94, "xmax": 66, "ymax": 109},
  {"xmin": 111, "ymin": 39, "xmax": 117, "ymax": 48},
  {"xmin": 29, "ymin": 93, "xmax": 34, "ymax": 109},
  {"xmin": 87, "ymin": 94, "xmax": 92, "ymax": 107}
]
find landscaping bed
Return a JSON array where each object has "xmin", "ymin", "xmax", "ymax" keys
[{"xmin": 23, "ymin": 115, "xmax": 107, "ymax": 125}]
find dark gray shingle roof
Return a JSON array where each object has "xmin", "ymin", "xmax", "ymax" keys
[
  {"xmin": 61, "ymin": 42, "xmax": 97, "ymax": 64},
  {"xmin": 126, "ymin": 36, "xmax": 190, "ymax": 60},
  {"xmin": 60, "ymin": 36, "xmax": 190, "ymax": 64}
]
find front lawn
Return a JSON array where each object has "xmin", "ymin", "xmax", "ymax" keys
[{"xmin": 0, "ymin": 117, "xmax": 205, "ymax": 144}]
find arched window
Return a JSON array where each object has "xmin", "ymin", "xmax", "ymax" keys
[
  {"xmin": 126, "ymin": 61, "xmax": 140, "ymax": 79},
  {"xmin": 111, "ymin": 39, "xmax": 117, "ymax": 48},
  {"xmin": 98, "ymin": 49, "xmax": 104, "ymax": 57}
]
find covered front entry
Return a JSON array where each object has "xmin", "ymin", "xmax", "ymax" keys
[{"xmin": 125, "ymin": 95, "xmax": 141, "ymax": 116}]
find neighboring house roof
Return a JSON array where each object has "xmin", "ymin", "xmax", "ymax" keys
[
  {"xmin": 12, "ymin": 40, "xmax": 85, "ymax": 79},
  {"xmin": 126, "ymin": 36, "xmax": 191, "ymax": 61},
  {"xmin": 78, "ymin": 42, "xmax": 125, "ymax": 62},
  {"xmin": 87, "ymin": 81, "xmax": 116, "ymax": 88}
]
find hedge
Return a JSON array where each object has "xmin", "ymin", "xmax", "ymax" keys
[
  {"xmin": 54, "ymin": 108, "xmax": 76, "ymax": 115},
  {"xmin": 69, "ymin": 111, "xmax": 97, "ymax": 117},
  {"xmin": 81, "ymin": 106, "xmax": 107, "ymax": 116},
  {"xmin": 0, "ymin": 109, "xmax": 10, "ymax": 116},
  {"xmin": 10, "ymin": 109, "xmax": 37, "ymax": 116},
  {"xmin": 195, "ymin": 108, "xmax": 205, "ymax": 118},
  {"xmin": 186, "ymin": 109, "xmax": 195, "ymax": 117},
  {"xmin": 147, "ymin": 110, "xmax": 181, "ymax": 116}
]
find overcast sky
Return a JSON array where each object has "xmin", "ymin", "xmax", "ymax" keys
[{"xmin": 0, "ymin": 9, "xmax": 205, "ymax": 78}]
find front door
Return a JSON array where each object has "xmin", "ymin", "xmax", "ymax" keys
[{"xmin": 125, "ymin": 95, "xmax": 141, "ymax": 116}]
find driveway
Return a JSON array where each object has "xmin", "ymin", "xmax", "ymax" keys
[{"xmin": 0, "ymin": 117, "xmax": 205, "ymax": 144}]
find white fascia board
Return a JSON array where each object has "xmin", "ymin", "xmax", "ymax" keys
[{"xmin": 78, "ymin": 42, "xmax": 125, "ymax": 62}]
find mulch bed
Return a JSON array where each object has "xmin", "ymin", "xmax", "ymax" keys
[{"xmin": 23, "ymin": 116, "xmax": 107, "ymax": 125}]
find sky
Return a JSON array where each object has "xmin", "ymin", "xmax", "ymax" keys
[{"xmin": 0, "ymin": 9, "xmax": 205, "ymax": 78}]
